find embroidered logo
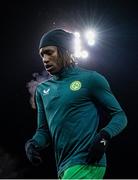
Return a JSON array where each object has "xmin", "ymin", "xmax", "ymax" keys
[
  {"xmin": 70, "ymin": 81, "xmax": 81, "ymax": 91},
  {"xmin": 43, "ymin": 88, "xmax": 50, "ymax": 95}
]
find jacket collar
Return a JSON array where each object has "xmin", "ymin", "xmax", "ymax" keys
[{"xmin": 52, "ymin": 65, "xmax": 79, "ymax": 80}]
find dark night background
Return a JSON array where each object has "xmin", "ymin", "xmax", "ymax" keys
[{"xmin": 1, "ymin": 0, "xmax": 138, "ymax": 178}]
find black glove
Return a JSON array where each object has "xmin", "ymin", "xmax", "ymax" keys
[
  {"xmin": 87, "ymin": 130, "xmax": 111, "ymax": 163},
  {"xmin": 25, "ymin": 139, "xmax": 42, "ymax": 166}
]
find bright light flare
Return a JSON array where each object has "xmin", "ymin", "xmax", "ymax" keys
[
  {"xmin": 74, "ymin": 32, "xmax": 80, "ymax": 38},
  {"xmin": 85, "ymin": 30, "xmax": 96, "ymax": 40},
  {"xmin": 81, "ymin": 50, "xmax": 89, "ymax": 58},
  {"xmin": 85, "ymin": 30, "xmax": 96, "ymax": 46},
  {"xmin": 74, "ymin": 32, "xmax": 82, "ymax": 58},
  {"xmin": 88, "ymin": 39, "xmax": 95, "ymax": 46},
  {"xmin": 73, "ymin": 29, "xmax": 97, "ymax": 59}
]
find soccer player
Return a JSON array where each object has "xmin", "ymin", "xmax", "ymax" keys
[{"xmin": 25, "ymin": 29, "xmax": 127, "ymax": 179}]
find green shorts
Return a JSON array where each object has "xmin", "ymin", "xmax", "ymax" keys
[{"xmin": 60, "ymin": 164, "xmax": 106, "ymax": 179}]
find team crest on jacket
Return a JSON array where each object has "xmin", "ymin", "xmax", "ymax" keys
[{"xmin": 70, "ymin": 81, "xmax": 81, "ymax": 91}]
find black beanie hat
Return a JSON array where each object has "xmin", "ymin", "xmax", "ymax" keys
[{"xmin": 39, "ymin": 29, "xmax": 74, "ymax": 53}]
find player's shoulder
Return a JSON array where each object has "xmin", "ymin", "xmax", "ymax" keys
[
  {"xmin": 78, "ymin": 67, "xmax": 109, "ymax": 87},
  {"xmin": 90, "ymin": 71, "xmax": 110, "ymax": 88},
  {"xmin": 77, "ymin": 66, "xmax": 94, "ymax": 74},
  {"xmin": 78, "ymin": 67, "xmax": 104, "ymax": 78}
]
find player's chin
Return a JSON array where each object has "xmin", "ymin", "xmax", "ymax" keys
[
  {"xmin": 47, "ymin": 68, "xmax": 58, "ymax": 75},
  {"xmin": 48, "ymin": 67, "xmax": 62, "ymax": 75}
]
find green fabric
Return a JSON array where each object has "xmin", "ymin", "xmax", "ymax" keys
[
  {"xmin": 60, "ymin": 164, "xmax": 106, "ymax": 179},
  {"xmin": 32, "ymin": 66, "xmax": 127, "ymax": 177}
]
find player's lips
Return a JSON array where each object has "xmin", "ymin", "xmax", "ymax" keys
[{"xmin": 45, "ymin": 64, "xmax": 54, "ymax": 71}]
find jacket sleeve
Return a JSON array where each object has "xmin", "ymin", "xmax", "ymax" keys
[
  {"xmin": 32, "ymin": 86, "xmax": 51, "ymax": 149},
  {"xmin": 91, "ymin": 71, "xmax": 128, "ymax": 138}
]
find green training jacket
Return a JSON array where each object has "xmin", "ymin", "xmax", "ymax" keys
[{"xmin": 32, "ymin": 65, "xmax": 127, "ymax": 177}]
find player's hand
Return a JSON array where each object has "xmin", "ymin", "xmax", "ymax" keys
[
  {"xmin": 87, "ymin": 130, "xmax": 111, "ymax": 163},
  {"xmin": 25, "ymin": 139, "xmax": 42, "ymax": 166}
]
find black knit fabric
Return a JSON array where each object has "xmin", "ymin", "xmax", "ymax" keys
[{"xmin": 39, "ymin": 29, "xmax": 74, "ymax": 53}]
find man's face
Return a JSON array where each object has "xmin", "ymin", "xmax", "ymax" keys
[{"xmin": 39, "ymin": 46, "xmax": 64, "ymax": 75}]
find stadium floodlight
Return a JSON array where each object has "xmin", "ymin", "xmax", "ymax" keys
[
  {"xmin": 74, "ymin": 32, "xmax": 80, "ymax": 38},
  {"xmin": 81, "ymin": 50, "xmax": 89, "ymax": 59},
  {"xmin": 87, "ymin": 39, "xmax": 95, "ymax": 46},
  {"xmin": 73, "ymin": 29, "xmax": 97, "ymax": 59},
  {"xmin": 74, "ymin": 32, "xmax": 82, "ymax": 58},
  {"xmin": 85, "ymin": 30, "xmax": 96, "ymax": 46}
]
